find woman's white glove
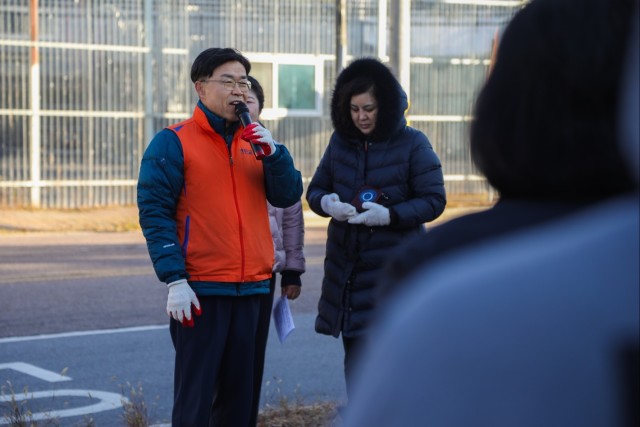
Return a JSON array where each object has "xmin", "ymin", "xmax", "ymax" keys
[
  {"xmin": 167, "ymin": 279, "xmax": 201, "ymax": 327},
  {"xmin": 321, "ymin": 193, "xmax": 357, "ymax": 221},
  {"xmin": 348, "ymin": 202, "xmax": 390, "ymax": 226}
]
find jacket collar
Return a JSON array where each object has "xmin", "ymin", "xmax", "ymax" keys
[{"xmin": 195, "ymin": 100, "xmax": 240, "ymax": 138}]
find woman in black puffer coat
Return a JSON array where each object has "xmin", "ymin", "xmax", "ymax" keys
[{"xmin": 306, "ymin": 57, "xmax": 446, "ymax": 397}]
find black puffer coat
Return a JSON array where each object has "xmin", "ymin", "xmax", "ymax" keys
[{"xmin": 306, "ymin": 58, "xmax": 446, "ymax": 338}]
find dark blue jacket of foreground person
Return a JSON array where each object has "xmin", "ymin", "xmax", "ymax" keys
[{"xmin": 306, "ymin": 58, "xmax": 446, "ymax": 338}]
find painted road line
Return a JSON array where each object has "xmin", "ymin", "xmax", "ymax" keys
[
  {"xmin": 0, "ymin": 362, "xmax": 71, "ymax": 382},
  {"xmin": 0, "ymin": 389, "xmax": 127, "ymax": 424},
  {"xmin": 0, "ymin": 324, "xmax": 167, "ymax": 344}
]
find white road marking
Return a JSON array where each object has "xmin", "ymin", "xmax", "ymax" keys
[
  {"xmin": 0, "ymin": 326, "xmax": 170, "ymax": 423},
  {"xmin": 0, "ymin": 324, "xmax": 167, "ymax": 344},
  {"xmin": 0, "ymin": 389, "xmax": 128, "ymax": 424},
  {"xmin": 0, "ymin": 362, "xmax": 71, "ymax": 382}
]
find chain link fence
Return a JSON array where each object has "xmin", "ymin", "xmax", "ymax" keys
[{"xmin": 0, "ymin": 0, "xmax": 522, "ymax": 208}]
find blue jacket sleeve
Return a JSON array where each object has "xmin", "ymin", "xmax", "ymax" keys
[
  {"xmin": 137, "ymin": 129, "xmax": 188, "ymax": 284},
  {"xmin": 262, "ymin": 144, "xmax": 303, "ymax": 208},
  {"xmin": 389, "ymin": 131, "xmax": 446, "ymax": 228}
]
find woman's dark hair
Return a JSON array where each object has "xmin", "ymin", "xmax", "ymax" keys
[
  {"xmin": 337, "ymin": 76, "xmax": 378, "ymax": 124},
  {"xmin": 338, "ymin": 77, "xmax": 376, "ymax": 107},
  {"xmin": 190, "ymin": 47, "xmax": 251, "ymax": 83},
  {"xmin": 248, "ymin": 75, "xmax": 265, "ymax": 112},
  {"xmin": 335, "ymin": 76, "xmax": 376, "ymax": 137},
  {"xmin": 330, "ymin": 57, "xmax": 407, "ymax": 140},
  {"xmin": 471, "ymin": 0, "xmax": 636, "ymax": 200}
]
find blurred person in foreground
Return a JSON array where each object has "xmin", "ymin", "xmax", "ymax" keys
[
  {"xmin": 245, "ymin": 75, "xmax": 306, "ymax": 426},
  {"xmin": 344, "ymin": 0, "xmax": 639, "ymax": 426},
  {"xmin": 305, "ymin": 57, "xmax": 446, "ymax": 399},
  {"xmin": 379, "ymin": 0, "xmax": 637, "ymax": 294},
  {"xmin": 137, "ymin": 47, "xmax": 302, "ymax": 426}
]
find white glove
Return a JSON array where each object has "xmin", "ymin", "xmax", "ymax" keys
[
  {"xmin": 167, "ymin": 279, "xmax": 201, "ymax": 327},
  {"xmin": 348, "ymin": 202, "xmax": 390, "ymax": 226},
  {"xmin": 321, "ymin": 193, "xmax": 357, "ymax": 221},
  {"xmin": 241, "ymin": 122, "xmax": 277, "ymax": 158}
]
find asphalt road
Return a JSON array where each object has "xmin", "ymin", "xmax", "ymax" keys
[{"xmin": 0, "ymin": 224, "xmax": 347, "ymax": 426}]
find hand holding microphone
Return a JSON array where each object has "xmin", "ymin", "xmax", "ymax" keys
[
  {"xmin": 235, "ymin": 102, "xmax": 276, "ymax": 159},
  {"xmin": 242, "ymin": 123, "xmax": 276, "ymax": 157}
]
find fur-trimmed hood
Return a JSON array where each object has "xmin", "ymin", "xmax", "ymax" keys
[{"xmin": 330, "ymin": 57, "xmax": 408, "ymax": 142}]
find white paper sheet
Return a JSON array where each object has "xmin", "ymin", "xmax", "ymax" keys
[{"xmin": 272, "ymin": 295, "xmax": 295, "ymax": 343}]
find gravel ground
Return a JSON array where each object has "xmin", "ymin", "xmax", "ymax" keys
[
  {"xmin": 0, "ymin": 202, "xmax": 491, "ymax": 234},
  {"xmin": 0, "ymin": 206, "xmax": 142, "ymax": 233}
]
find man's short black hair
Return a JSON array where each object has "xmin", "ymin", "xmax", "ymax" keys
[
  {"xmin": 190, "ymin": 48, "xmax": 251, "ymax": 83},
  {"xmin": 248, "ymin": 76, "xmax": 265, "ymax": 112}
]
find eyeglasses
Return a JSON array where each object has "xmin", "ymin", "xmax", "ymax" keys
[{"xmin": 199, "ymin": 79, "xmax": 252, "ymax": 93}]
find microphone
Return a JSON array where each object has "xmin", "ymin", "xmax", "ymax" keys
[{"xmin": 234, "ymin": 101, "xmax": 265, "ymax": 160}]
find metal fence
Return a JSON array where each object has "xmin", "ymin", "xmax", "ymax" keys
[{"xmin": 0, "ymin": 0, "xmax": 522, "ymax": 208}]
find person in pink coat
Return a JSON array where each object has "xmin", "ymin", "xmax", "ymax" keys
[{"xmin": 246, "ymin": 75, "xmax": 306, "ymax": 426}]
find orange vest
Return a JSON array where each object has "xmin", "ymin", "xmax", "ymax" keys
[{"xmin": 168, "ymin": 107, "xmax": 274, "ymax": 283}]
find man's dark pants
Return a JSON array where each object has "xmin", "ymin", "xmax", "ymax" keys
[
  {"xmin": 249, "ymin": 275, "xmax": 277, "ymax": 426},
  {"xmin": 170, "ymin": 295, "xmax": 260, "ymax": 426}
]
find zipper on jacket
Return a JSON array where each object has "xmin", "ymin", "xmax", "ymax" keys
[
  {"xmin": 227, "ymin": 134, "xmax": 246, "ymax": 282},
  {"xmin": 226, "ymin": 132, "xmax": 234, "ymax": 166},
  {"xmin": 363, "ymin": 140, "xmax": 369, "ymax": 184},
  {"xmin": 338, "ymin": 271, "xmax": 355, "ymax": 336}
]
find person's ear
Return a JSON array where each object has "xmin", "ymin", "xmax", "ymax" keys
[{"xmin": 194, "ymin": 81, "xmax": 205, "ymax": 99}]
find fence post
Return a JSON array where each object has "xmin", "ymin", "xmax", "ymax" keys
[
  {"xmin": 144, "ymin": 0, "xmax": 155, "ymax": 148},
  {"xmin": 335, "ymin": 0, "xmax": 347, "ymax": 75},
  {"xmin": 389, "ymin": 0, "xmax": 410, "ymax": 95},
  {"xmin": 378, "ymin": 0, "xmax": 387, "ymax": 60},
  {"xmin": 29, "ymin": 0, "xmax": 41, "ymax": 208}
]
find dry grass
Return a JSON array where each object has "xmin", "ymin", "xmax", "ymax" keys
[
  {"xmin": 258, "ymin": 399, "xmax": 341, "ymax": 427},
  {"xmin": 2, "ymin": 378, "xmax": 341, "ymax": 427},
  {"xmin": 257, "ymin": 377, "xmax": 342, "ymax": 427},
  {"xmin": 0, "ymin": 381, "xmax": 61, "ymax": 427},
  {"xmin": 120, "ymin": 383, "xmax": 150, "ymax": 427},
  {"xmin": 0, "ymin": 194, "xmax": 494, "ymax": 234}
]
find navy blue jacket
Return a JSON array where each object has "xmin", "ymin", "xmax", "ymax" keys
[{"xmin": 306, "ymin": 58, "xmax": 446, "ymax": 337}]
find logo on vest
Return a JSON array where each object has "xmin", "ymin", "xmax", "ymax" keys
[{"xmin": 240, "ymin": 148, "xmax": 254, "ymax": 156}]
